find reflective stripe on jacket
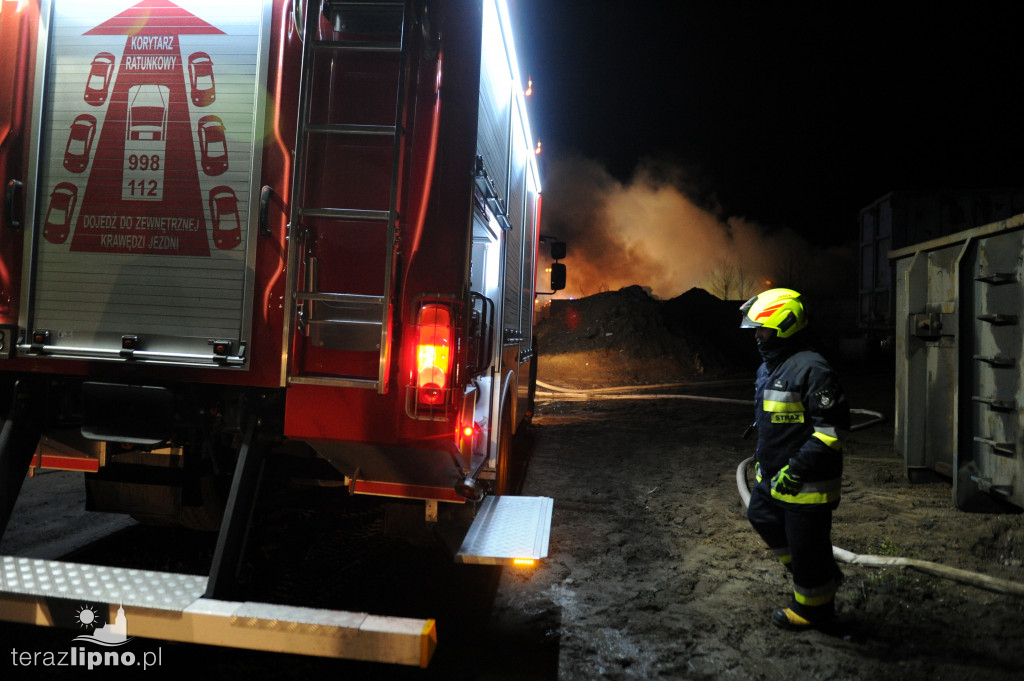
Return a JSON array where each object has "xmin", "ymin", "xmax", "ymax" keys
[{"xmin": 753, "ymin": 345, "xmax": 849, "ymax": 508}]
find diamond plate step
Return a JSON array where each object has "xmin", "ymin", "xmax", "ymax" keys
[
  {"xmin": 455, "ymin": 496, "xmax": 553, "ymax": 566},
  {"xmin": 0, "ymin": 556, "xmax": 436, "ymax": 667}
]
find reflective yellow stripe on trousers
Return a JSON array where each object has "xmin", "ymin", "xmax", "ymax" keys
[{"xmin": 794, "ymin": 578, "xmax": 838, "ymax": 607}]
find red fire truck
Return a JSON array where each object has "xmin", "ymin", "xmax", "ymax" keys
[{"xmin": 0, "ymin": 0, "xmax": 564, "ymax": 666}]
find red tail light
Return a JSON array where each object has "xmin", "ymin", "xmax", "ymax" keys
[{"xmin": 416, "ymin": 303, "xmax": 452, "ymax": 406}]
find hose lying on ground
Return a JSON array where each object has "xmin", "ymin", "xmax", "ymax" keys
[
  {"xmin": 536, "ymin": 380, "xmax": 886, "ymax": 431},
  {"xmin": 736, "ymin": 457, "xmax": 1024, "ymax": 597}
]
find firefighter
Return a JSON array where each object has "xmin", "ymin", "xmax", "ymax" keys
[{"xmin": 740, "ymin": 288, "xmax": 850, "ymax": 630}]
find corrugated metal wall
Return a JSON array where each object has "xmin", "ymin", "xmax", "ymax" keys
[{"xmin": 892, "ymin": 213, "xmax": 1024, "ymax": 510}]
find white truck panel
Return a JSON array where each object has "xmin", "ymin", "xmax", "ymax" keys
[{"xmin": 23, "ymin": 0, "xmax": 271, "ymax": 365}]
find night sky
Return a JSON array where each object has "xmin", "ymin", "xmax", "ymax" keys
[{"xmin": 511, "ymin": 1, "xmax": 1024, "ymax": 247}]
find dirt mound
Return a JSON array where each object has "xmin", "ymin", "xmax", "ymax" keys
[{"xmin": 535, "ymin": 286, "xmax": 759, "ymax": 387}]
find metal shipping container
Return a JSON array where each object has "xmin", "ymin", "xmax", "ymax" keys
[
  {"xmin": 860, "ymin": 190, "xmax": 1024, "ymax": 339},
  {"xmin": 892, "ymin": 212, "xmax": 1024, "ymax": 510}
]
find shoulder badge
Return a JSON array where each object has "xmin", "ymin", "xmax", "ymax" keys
[
  {"xmin": 814, "ymin": 389, "xmax": 835, "ymax": 409},
  {"xmin": 772, "ymin": 379, "xmax": 787, "ymax": 390}
]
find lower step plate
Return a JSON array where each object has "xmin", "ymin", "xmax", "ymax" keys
[
  {"xmin": 455, "ymin": 495, "xmax": 553, "ymax": 566},
  {"xmin": 0, "ymin": 555, "xmax": 436, "ymax": 666}
]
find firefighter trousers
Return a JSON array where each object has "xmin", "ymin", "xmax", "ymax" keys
[{"xmin": 747, "ymin": 481, "xmax": 840, "ymax": 621}]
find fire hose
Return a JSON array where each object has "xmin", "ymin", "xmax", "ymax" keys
[
  {"xmin": 537, "ymin": 379, "xmax": 1024, "ymax": 597},
  {"xmin": 536, "ymin": 380, "xmax": 886, "ymax": 430},
  {"xmin": 736, "ymin": 457, "xmax": 1024, "ymax": 597}
]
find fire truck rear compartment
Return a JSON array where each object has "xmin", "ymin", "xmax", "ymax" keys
[{"xmin": 80, "ymin": 381, "xmax": 175, "ymax": 446}]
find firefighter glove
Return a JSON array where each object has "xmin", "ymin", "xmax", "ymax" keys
[{"xmin": 771, "ymin": 464, "xmax": 803, "ymax": 496}]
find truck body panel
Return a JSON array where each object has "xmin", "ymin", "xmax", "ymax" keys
[
  {"xmin": 0, "ymin": 0, "xmax": 554, "ymax": 664},
  {"xmin": 20, "ymin": 0, "xmax": 272, "ymax": 370}
]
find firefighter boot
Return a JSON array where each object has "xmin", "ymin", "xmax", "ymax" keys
[
  {"xmin": 774, "ymin": 566, "xmax": 844, "ymax": 630},
  {"xmin": 772, "ymin": 608, "xmax": 814, "ymax": 631},
  {"xmin": 772, "ymin": 603, "xmax": 834, "ymax": 631}
]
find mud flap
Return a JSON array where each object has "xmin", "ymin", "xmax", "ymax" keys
[{"xmin": 455, "ymin": 495, "xmax": 552, "ymax": 565}]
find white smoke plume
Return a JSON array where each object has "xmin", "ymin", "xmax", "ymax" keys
[{"xmin": 538, "ymin": 155, "xmax": 855, "ymax": 301}]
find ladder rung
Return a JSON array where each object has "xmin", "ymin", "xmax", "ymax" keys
[
  {"xmin": 306, "ymin": 317, "xmax": 383, "ymax": 352},
  {"xmin": 289, "ymin": 375, "xmax": 380, "ymax": 389},
  {"xmin": 307, "ymin": 318, "xmax": 381, "ymax": 328},
  {"xmin": 305, "ymin": 123, "xmax": 397, "ymax": 136},
  {"xmin": 329, "ymin": 1, "xmax": 405, "ymax": 6},
  {"xmin": 299, "ymin": 207, "xmax": 389, "ymax": 221},
  {"xmin": 312, "ymin": 40, "xmax": 401, "ymax": 53},
  {"xmin": 296, "ymin": 292, "xmax": 384, "ymax": 306}
]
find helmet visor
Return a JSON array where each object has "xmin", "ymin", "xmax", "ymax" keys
[{"xmin": 739, "ymin": 294, "xmax": 761, "ymax": 329}]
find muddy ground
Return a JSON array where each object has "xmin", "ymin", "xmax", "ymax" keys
[
  {"xmin": 507, "ymin": 367, "xmax": 1024, "ymax": 680},
  {"xmin": 6, "ymin": 364, "xmax": 1024, "ymax": 681},
  {"xmin": 3, "ymin": 288, "xmax": 1024, "ymax": 679},
  {"xmin": 512, "ymin": 288, "xmax": 1024, "ymax": 680}
]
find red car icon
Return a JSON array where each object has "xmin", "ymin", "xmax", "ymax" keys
[
  {"xmin": 197, "ymin": 115, "xmax": 228, "ymax": 175},
  {"xmin": 188, "ymin": 52, "xmax": 216, "ymax": 107},
  {"xmin": 127, "ymin": 84, "xmax": 169, "ymax": 141},
  {"xmin": 84, "ymin": 52, "xmax": 115, "ymax": 106},
  {"xmin": 63, "ymin": 114, "xmax": 97, "ymax": 173},
  {"xmin": 209, "ymin": 186, "xmax": 241, "ymax": 250},
  {"xmin": 44, "ymin": 182, "xmax": 78, "ymax": 244}
]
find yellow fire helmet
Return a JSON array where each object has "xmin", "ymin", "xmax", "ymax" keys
[{"xmin": 739, "ymin": 288, "xmax": 808, "ymax": 339}]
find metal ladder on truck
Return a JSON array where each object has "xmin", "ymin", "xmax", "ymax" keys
[
  {"xmin": 280, "ymin": 2, "xmax": 554, "ymax": 576},
  {"xmin": 283, "ymin": 0, "xmax": 409, "ymax": 392}
]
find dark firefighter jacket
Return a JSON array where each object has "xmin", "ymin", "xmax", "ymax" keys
[{"xmin": 753, "ymin": 343, "xmax": 850, "ymax": 509}]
